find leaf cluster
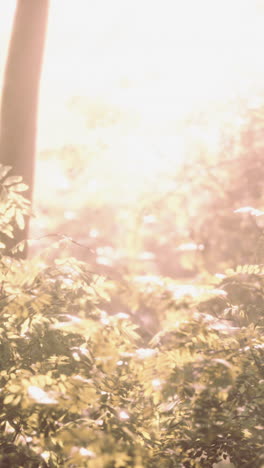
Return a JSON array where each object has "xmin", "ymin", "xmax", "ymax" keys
[{"xmin": 0, "ymin": 165, "xmax": 263, "ymax": 467}]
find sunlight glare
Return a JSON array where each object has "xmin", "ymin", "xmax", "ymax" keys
[
  {"xmin": 119, "ymin": 410, "xmax": 130, "ymax": 420},
  {"xmin": 2, "ymin": 0, "xmax": 264, "ymax": 200},
  {"xmin": 28, "ymin": 386, "xmax": 58, "ymax": 405}
]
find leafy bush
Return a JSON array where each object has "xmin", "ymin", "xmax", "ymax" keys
[
  {"xmin": 0, "ymin": 165, "xmax": 30, "ymax": 255},
  {"xmin": 0, "ymin": 165, "xmax": 263, "ymax": 467}
]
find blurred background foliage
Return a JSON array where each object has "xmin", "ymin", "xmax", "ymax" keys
[{"xmin": 29, "ymin": 94, "xmax": 264, "ymax": 280}]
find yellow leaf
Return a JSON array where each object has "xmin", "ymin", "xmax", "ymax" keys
[
  {"xmin": 141, "ymin": 430, "xmax": 151, "ymax": 440},
  {"xmin": 3, "ymin": 175, "xmax": 23, "ymax": 186},
  {"xmin": 16, "ymin": 211, "xmax": 25, "ymax": 230},
  {"xmin": 242, "ymin": 265, "xmax": 249, "ymax": 274},
  {"xmin": 4, "ymin": 394, "xmax": 15, "ymax": 405},
  {"xmin": 8, "ymin": 385, "xmax": 21, "ymax": 393},
  {"xmin": 0, "ymin": 165, "xmax": 12, "ymax": 180},
  {"xmin": 10, "ymin": 183, "xmax": 28, "ymax": 192}
]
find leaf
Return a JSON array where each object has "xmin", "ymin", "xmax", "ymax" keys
[
  {"xmin": 10, "ymin": 183, "xmax": 28, "ymax": 192},
  {"xmin": 242, "ymin": 265, "xmax": 249, "ymax": 274},
  {"xmin": 3, "ymin": 175, "xmax": 23, "ymax": 186},
  {"xmin": 4, "ymin": 394, "xmax": 15, "ymax": 405},
  {"xmin": 15, "ymin": 210, "xmax": 25, "ymax": 230},
  {"xmin": 141, "ymin": 430, "xmax": 152, "ymax": 440},
  {"xmin": 8, "ymin": 384, "xmax": 21, "ymax": 393},
  {"xmin": 247, "ymin": 265, "xmax": 255, "ymax": 274},
  {"xmin": 1, "ymin": 226, "xmax": 14, "ymax": 238},
  {"xmin": 11, "ymin": 240, "xmax": 26, "ymax": 254},
  {"xmin": 0, "ymin": 165, "xmax": 12, "ymax": 180}
]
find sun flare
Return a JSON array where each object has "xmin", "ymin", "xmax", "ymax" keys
[{"xmin": 1, "ymin": 0, "xmax": 264, "ymax": 201}]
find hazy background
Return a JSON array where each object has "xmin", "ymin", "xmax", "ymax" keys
[
  {"xmin": 1, "ymin": 0, "xmax": 264, "ymax": 152},
  {"xmin": 1, "ymin": 0, "xmax": 264, "ymax": 238}
]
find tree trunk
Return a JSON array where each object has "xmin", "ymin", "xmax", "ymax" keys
[{"xmin": 0, "ymin": 0, "xmax": 49, "ymax": 257}]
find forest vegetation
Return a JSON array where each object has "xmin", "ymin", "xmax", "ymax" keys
[{"xmin": 0, "ymin": 1, "xmax": 264, "ymax": 467}]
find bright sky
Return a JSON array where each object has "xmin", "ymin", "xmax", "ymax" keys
[{"xmin": 1, "ymin": 0, "xmax": 264, "ymax": 199}]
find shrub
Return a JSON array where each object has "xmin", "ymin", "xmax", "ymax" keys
[{"xmin": 0, "ymin": 165, "xmax": 263, "ymax": 467}]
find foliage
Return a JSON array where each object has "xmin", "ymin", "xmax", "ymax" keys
[
  {"xmin": 0, "ymin": 164, "xmax": 263, "ymax": 467},
  {"xmin": 29, "ymin": 98, "xmax": 264, "ymax": 286},
  {"xmin": 163, "ymin": 102, "xmax": 264, "ymax": 274},
  {"xmin": 0, "ymin": 165, "xmax": 30, "ymax": 255}
]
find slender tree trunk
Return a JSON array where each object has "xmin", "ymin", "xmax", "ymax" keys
[{"xmin": 0, "ymin": 0, "xmax": 49, "ymax": 257}]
